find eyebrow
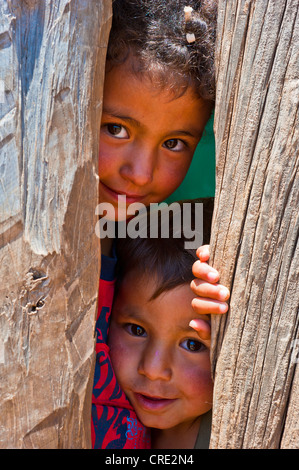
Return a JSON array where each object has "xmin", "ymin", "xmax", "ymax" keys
[
  {"xmin": 102, "ymin": 107, "xmax": 143, "ymax": 128},
  {"xmin": 114, "ymin": 306, "xmax": 145, "ymax": 322},
  {"xmin": 178, "ymin": 325, "xmax": 200, "ymax": 335},
  {"xmin": 169, "ymin": 130, "xmax": 201, "ymax": 139}
]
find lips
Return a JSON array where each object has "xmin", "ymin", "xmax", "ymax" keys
[
  {"xmin": 133, "ymin": 392, "xmax": 177, "ymax": 411},
  {"xmin": 100, "ymin": 181, "xmax": 146, "ymax": 203}
]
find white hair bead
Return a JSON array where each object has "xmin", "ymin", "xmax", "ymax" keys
[
  {"xmin": 184, "ymin": 6, "xmax": 193, "ymax": 22},
  {"xmin": 186, "ymin": 32, "xmax": 196, "ymax": 43}
]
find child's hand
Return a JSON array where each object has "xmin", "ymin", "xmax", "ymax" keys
[
  {"xmin": 190, "ymin": 245, "xmax": 230, "ymax": 315},
  {"xmin": 189, "ymin": 318, "xmax": 211, "ymax": 349}
]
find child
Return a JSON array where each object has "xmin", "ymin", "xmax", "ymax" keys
[
  {"xmin": 109, "ymin": 202, "xmax": 214, "ymax": 449},
  {"xmin": 91, "ymin": 0, "xmax": 230, "ymax": 448}
]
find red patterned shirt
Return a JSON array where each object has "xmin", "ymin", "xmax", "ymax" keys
[{"xmin": 91, "ymin": 253, "xmax": 151, "ymax": 449}]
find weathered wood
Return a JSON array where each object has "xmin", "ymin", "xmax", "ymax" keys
[
  {"xmin": 0, "ymin": 0, "xmax": 112, "ymax": 448},
  {"xmin": 209, "ymin": 0, "xmax": 299, "ymax": 448}
]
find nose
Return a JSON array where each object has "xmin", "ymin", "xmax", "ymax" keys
[
  {"xmin": 120, "ymin": 143, "xmax": 156, "ymax": 187},
  {"xmin": 138, "ymin": 343, "xmax": 172, "ymax": 382}
]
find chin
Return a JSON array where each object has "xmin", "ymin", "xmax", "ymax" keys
[{"xmin": 137, "ymin": 414, "xmax": 176, "ymax": 430}]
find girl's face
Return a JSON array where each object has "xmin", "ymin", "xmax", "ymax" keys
[
  {"xmin": 99, "ymin": 60, "xmax": 212, "ymax": 220},
  {"xmin": 108, "ymin": 270, "xmax": 213, "ymax": 433}
]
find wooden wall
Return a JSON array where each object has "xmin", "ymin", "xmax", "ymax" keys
[
  {"xmin": 210, "ymin": 0, "xmax": 299, "ymax": 448},
  {"xmin": 0, "ymin": 0, "xmax": 112, "ymax": 448}
]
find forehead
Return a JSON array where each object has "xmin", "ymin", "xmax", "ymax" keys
[
  {"xmin": 104, "ymin": 60, "xmax": 202, "ymax": 105},
  {"xmin": 114, "ymin": 270, "xmax": 209, "ymax": 329},
  {"xmin": 105, "ymin": 54, "xmax": 195, "ymax": 99},
  {"xmin": 103, "ymin": 60, "xmax": 212, "ymax": 132}
]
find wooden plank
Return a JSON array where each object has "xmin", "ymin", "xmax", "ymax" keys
[
  {"xmin": 209, "ymin": 0, "xmax": 299, "ymax": 448},
  {"xmin": 0, "ymin": 0, "xmax": 112, "ymax": 448}
]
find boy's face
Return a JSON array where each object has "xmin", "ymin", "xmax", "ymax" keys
[
  {"xmin": 99, "ymin": 60, "xmax": 212, "ymax": 219},
  {"xmin": 108, "ymin": 271, "xmax": 213, "ymax": 431}
]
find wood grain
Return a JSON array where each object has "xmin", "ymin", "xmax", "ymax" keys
[
  {"xmin": 209, "ymin": 0, "xmax": 299, "ymax": 448},
  {"xmin": 0, "ymin": 0, "xmax": 112, "ymax": 448}
]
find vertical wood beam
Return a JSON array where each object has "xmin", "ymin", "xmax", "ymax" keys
[
  {"xmin": 209, "ymin": 0, "xmax": 299, "ymax": 449},
  {"xmin": 0, "ymin": 0, "xmax": 112, "ymax": 448}
]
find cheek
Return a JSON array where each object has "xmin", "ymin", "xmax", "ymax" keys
[
  {"xmin": 154, "ymin": 159, "xmax": 192, "ymax": 197},
  {"xmin": 109, "ymin": 342, "xmax": 127, "ymax": 374},
  {"xmin": 180, "ymin": 359, "xmax": 213, "ymax": 402},
  {"xmin": 187, "ymin": 369, "xmax": 213, "ymax": 396},
  {"xmin": 109, "ymin": 332, "xmax": 137, "ymax": 388},
  {"xmin": 98, "ymin": 140, "xmax": 119, "ymax": 176}
]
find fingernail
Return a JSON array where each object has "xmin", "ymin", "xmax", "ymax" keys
[
  {"xmin": 220, "ymin": 303, "xmax": 228, "ymax": 313},
  {"xmin": 208, "ymin": 272, "xmax": 218, "ymax": 282},
  {"xmin": 189, "ymin": 320, "xmax": 197, "ymax": 329},
  {"xmin": 219, "ymin": 288, "xmax": 229, "ymax": 300}
]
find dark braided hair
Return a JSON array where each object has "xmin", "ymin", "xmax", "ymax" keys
[
  {"xmin": 107, "ymin": 0, "xmax": 217, "ymax": 102},
  {"xmin": 115, "ymin": 198, "xmax": 214, "ymax": 300}
]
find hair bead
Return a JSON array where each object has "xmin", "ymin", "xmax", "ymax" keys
[
  {"xmin": 184, "ymin": 6, "xmax": 193, "ymax": 22},
  {"xmin": 186, "ymin": 32, "xmax": 196, "ymax": 43}
]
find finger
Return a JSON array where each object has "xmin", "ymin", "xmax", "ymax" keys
[
  {"xmin": 191, "ymin": 297, "xmax": 229, "ymax": 315},
  {"xmin": 192, "ymin": 260, "xmax": 219, "ymax": 283},
  {"xmin": 196, "ymin": 244, "xmax": 210, "ymax": 262},
  {"xmin": 189, "ymin": 319, "xmax": 211, "ymax": 349},
  {"xmin": 189, "ymin": 318, "xmax": 211, "ymax": 340},
  {"xmin": 190, "ymin": 279, "xmax": 230, "ymax": 302}
]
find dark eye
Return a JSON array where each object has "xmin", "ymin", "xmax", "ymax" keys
[
  {"xmin": 163, "ymin": 139, "xmax": 185, "ymax": 151},
  {"xmin": 180, "ymin": 338, "xmax": 205, "ymax": 353},
  {"xmin": 106, "ymin": 124, "xmax": 129, "ymax": 138},
  {"xmin": 126, "ymin": 323, "xmax": 147, "ymax": 337}
]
